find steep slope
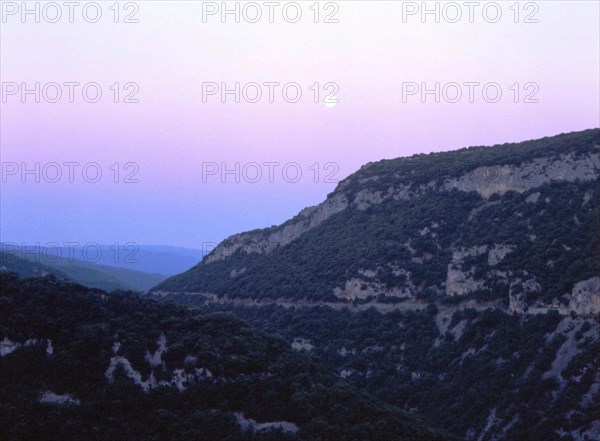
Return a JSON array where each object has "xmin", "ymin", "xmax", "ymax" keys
[
  {"xmin": 198, "ymin": 303, "xmax": 600, "ymax": 441},
  {"xmin": 0, "ymin": 272, "xmax": 455, "ymax": 441},
  {"xmin": 150, "ymin": 128, "xmax": 600, "ymax": 440},
  {"xmin": 153, "ymin": 129, "xmax": 600, "ymax": 315}
]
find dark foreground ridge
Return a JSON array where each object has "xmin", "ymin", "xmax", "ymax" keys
[{"xmin": 0, "ymin": 272, "xmax": 456, "ymax": 441}]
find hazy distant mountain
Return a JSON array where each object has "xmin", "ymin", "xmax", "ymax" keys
[
  {"xmin": 142, "ymin": 244, "xmax": 207, "ymax": 259},
  {"xmin": 96, "ymin": 244, "xmax": 205, "ymax": 275},
  {"xmin": 151, "ymin": 129, "xmax": 600, "ymax": 440},
  {"xmin": 0, "ymin": 252, "xmax": 69, "ymax": 280},
  {"xmin": 1, "ymin": 250, "xmax": 164, "ymax": 292},
  {"xmin": 1, "ymin": 244, "xmax": 203, "ymax": 277}
]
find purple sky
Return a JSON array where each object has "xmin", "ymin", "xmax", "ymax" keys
[{"xmin": 1, "ymin": 1, "xmax": 599, "ymax": 248}]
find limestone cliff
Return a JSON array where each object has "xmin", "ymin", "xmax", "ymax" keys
[
  {"xmin": 154, "ymin": 129, "xmax": 600, "ymax": 316},
  {"xmin": 204, "ymin": 148, "xmax": 599, "ymax": 264}
]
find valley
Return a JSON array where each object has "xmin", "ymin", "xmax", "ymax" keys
[{"xmin": 2, "ymin": 129, "xmax": 599, "ymax": 440}]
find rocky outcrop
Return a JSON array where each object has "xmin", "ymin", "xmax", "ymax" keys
[
  {"xmin": 445, "ymin": 245, "xmax": 514, "ymax": 296},
  {"xmin": 508, "ymin": 278, "xmax": 544, "ymax": 313},
  {"xmin": 487, "ymin": 245, "xmax": 514, "ymax": 266},
  {"xmin": 508, "ymin": 277, "xmax": 600, "ymax": 316},
  {"xmin": 444, "ymin": 153, "xmax": 600, "ymax": 198},
  {"xmin": 445, "ymin": 265, "xmax": 485, "ymax": 297},
  {"xmin": 205, "ymin": 193, "xmax": 348, "ymax": 263},
  {"xmin": 334, "ymin": 267, "xmax": 414, "ymax": 300},
  {"xmin": 333, "ymin": 277, "xmax": 412, "ymax": 300},
  {"xmin": 569, "ymin": 277, "xmax": 600, "ymax": 315},
  {"xmin": 350, "ymin": 152, "xmax": 599, "ymax": 212}
]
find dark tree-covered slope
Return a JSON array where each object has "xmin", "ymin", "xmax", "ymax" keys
[
  {"xmin": 0, "ymin": 273, "xmax": 455, "ymax": 441},
  {"xmin": 153, "ymin": 129, "xmax": 600, "ymax": 315}
]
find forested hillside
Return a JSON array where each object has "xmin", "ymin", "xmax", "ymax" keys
[
  {"xmin": 153, "ymin": 129, "xmax": 600, "ymax": 316},
  {"xmin": 0, "ymin": 273, "xmax": 454, "ymax": 441},
  {"xmin": 150, "ymin": 129, "xmax": 600, "ymax": 440}
]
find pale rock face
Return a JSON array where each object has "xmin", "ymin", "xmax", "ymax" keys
[
  {"xmin": 105, "ymin": 356, "xmax": 152, "ymax": 391},
  {"xmin": 355, "ymin": 182, "xmax": 436, "ymax": 210},
  {"xmin": 509, "ymin": 292, "xmax": 526, "ymax": 314},
  {"xmin": 568, "ymin": 277, "xmax": 600, "ymax": 315},
  {"xmin": 0, "ymin": 337, "xmax": 51, "ymax": 357},
  {"xmin": 340, "ymin": 369, "xmax": 353, "ymax": 379},
  {"xmin": 0, "ymin": 338, "xmax": 20, "ymax": 357},
  {"xmin": 487, "ymin": 245, "xmax": 514, "ymax": 266},
  {"xmin": 39, "ymin": 391, "xmax": 80, "ymax": 406},
  {"xmin": 205, "ymin": 193, "xmax": 348, "ymax": 263},
  {"xmin": 508, "ymin": 277, "xmax": 600, "ymax": 316},
  {"xmin": 334, "ymin": 267, "xmax": 414, "ymax": 300},
  {"xmin": 445, "ymin": 245, "xmax": 516, "ymax": 296},
  {"xmin": 184, "ymin": 355, "xmax": 197, "ymax": 366},
  {"xmin": 333, "ymin": 278, "xmax": 371, "ymax": 300},
  {"xmin": 445, "ymin": 246, "xmax": 487, "ymax": 296},
  {"xmin": 508, "ymin": 279, "xmax": 543, "ymax": 313},
  {"xmin": 445, "ymin": 266, "xmax": 485, "ymax": 296},
  {"xmin": 358, "ymin": 269, "xmax": 377, "ymax": 279},
  {"xmin": 452, "ymin": 246, "xmax": 488, "ymax": 261},
  {"xmin": 112, "ymin": 341, "xmax": 121, "ymax": 354},
  {"xmin": 526, "ymin": 192, "xmax": 541, "ymax": 204},
  {"xmin": 291, "ymin": 338, "xmax": 314, "ymax": 351},
  {"xmin": 337, "ymin": 347, "xmax": 356, "ymax": 356},
  {"xmin": 235, "ymin": 412, "xmax": 299, "ymax": 434},
  {"xmin": 443, "ymin": 153, "xmax": 600, "ymax": 199},
  {"xmin": 354, "ymin": 189, "xmax": 385, "ymax": 210},
  {"xmin": 145, "ymin": 333, "xmax": 167, "ymax": 368},
  {"xmin": 105, "ymin": 354, "xmax": 213, "ymax": 393},
  {"xmin": 105, "ymin": 333, "xmax": 214, "ymax": 393},
  {"xmin": 229, "ymin": 267, "xmax": 246, "ymax": 278},
  {"xmin": 202, "ymin": 151, "xmax": 599, "ymax": 265}
]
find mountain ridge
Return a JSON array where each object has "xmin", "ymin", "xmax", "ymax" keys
[
  {"xmin": 152, "ymin": 128, "xmax": 600, "ymax": 317},
  {"xmin": 138, "ymin": 129, "xmax": 600, "ymax": 439},
  {"xmin": 201, "ymin": 129, "xmax": 599, "ymax": 264}
]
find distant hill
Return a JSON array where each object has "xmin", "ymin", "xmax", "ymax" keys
[
  {"xmin": 0, "ymin": 251, "xmax": 164, "ymax": 292},
  {"xmin": 141, "ymin": 244, "xmax": 206, "ymax": 260},
  {"xmin": 83, "ymin": 244, "xmax": 204, "ymax": 275},
  {"xmin": 0, "ymin": 252, "xmax": 69, "ymax": 280},
  {"xmin": 1, "ymin": 244, "xmax": 203, "ymax": 277}
]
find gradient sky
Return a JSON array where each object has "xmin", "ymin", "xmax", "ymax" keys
[{"xmin": 1, "ymin": 1, "xmax": 599, "ymax": 249}]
